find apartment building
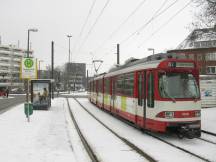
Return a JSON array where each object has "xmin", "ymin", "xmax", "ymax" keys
[{"xmin": 0, "ymin": 45, "xmax": 33, "ymax": 90}]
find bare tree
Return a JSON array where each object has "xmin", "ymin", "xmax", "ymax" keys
[{"xmin": 191, "ymin": 0, "xmax": 216, "ymax": 28}]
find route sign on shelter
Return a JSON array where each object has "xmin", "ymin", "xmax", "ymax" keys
[{"xmin": 20, "ymin": 58, "xmax": 37, "ymax": 79}]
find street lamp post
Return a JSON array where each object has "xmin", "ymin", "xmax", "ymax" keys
[
  {"xmin": 148, "ymin": 48, "xmax": 155, "ymax": 55},
  {"xmin": 26, "ymin": 28, "xmax": 38, "ymax": 122},
  {"xmin": 27, "ymin": 28, "xmax": 38, "ymax": 57},
  {"xmin": 67, "ymin": 35, "xmax": 72, "ymax": 94}
]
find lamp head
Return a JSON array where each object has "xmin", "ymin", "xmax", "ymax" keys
[{"xmin": 29, "ymin": 28, "xmax": 38, "ymax": 32}]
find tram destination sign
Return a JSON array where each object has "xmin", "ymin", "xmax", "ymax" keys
[
  {"xmin": 20, "ymin": 58, "xmax": 37, "ymax": 79},
  {"xmin": 169, "ymin": 62, "xmax": 194, "ymax": 68}
]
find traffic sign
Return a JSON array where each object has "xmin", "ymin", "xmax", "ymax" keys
[{"xmin": 20, "ymin": 58, "xmax": 37, "ymax": 79}]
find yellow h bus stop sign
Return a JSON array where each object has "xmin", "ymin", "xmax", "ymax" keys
[{"xmin": 20, "ymin": 58, "xmax": 38, "ymax": 79}]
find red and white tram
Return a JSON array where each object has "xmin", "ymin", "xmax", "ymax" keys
[{"xmin": 88, "ymin": 57, "xmax": 201, "ymax": 138}]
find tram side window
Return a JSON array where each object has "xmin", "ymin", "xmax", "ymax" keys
[
  {"xmin": 98, "ymin": 80, "xmax": 103, "ymax": 93},
  {"xmin": 104, "ymin": 79, "xmax": 110, "ymax": 94},
  {"xmin": 89, "ymin": 82, "xmax": 91, "ymax": 92},
  {"xmin": 147, "ymin": 72, "xmax": 154, "ymax": 108},
  {"xmin": 116, "ymin": 75, "xmax": 124, "ymax": 95},
  {"xmin": 93, "ymin": 81, "xmax": 96, "ymax": 92},
  {"xmin": 91, "ymin": 82, "xmax": 93, "ymax": 92},
  {"xmin": 124, "ymin": 73, "xmax": 134, "ymax": 97}
]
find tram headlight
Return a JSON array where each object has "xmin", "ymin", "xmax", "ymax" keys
[
  {"xmin": 195, "ymin": 110, "xmax": 201, "ymax": 117},
  {"xmin": 164, "ymin": 111, "xmax": 174, "ymax": 119},
  {"xmin": 156, "ymin": 111, "xmax": 174, "ymax": 118}
]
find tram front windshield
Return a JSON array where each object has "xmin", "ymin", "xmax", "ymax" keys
[{"xmin": 159, "ymin": 72, "xmax": 200, "ymax": 99}]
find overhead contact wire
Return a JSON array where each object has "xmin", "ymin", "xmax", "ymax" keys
[
  {"xmin": 72, "ymin": 0, "xmax": 97, "ymax": 58},
  {"xmin": 138, "ymin": 0, "xmax": 192, "ymax": 47},
  {"xmin": 93, "ymin": 0, "xmax": 148, "ymax": 53},
  {"xmin": 77, "ymin": 0, "xmax": 111, "ymax": 53},
  {"xmin": 120, "ymin": 0, "xmax": 180, "ymax": 44}
]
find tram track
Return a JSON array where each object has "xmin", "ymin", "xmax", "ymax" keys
[
  {"xmin": 143, "ymin": 132, "xmax": 212, "ymax": 162},
  {"xmin": 71, "ymin": 98, "xmax": 157, "ymax": 162},
  {"xmin": 198, "ymin": 137, "xmax": 216, "ymax": 145},
  {"xmin": 197, "ymin": 130, "xmax": 216, "ymax": 145},
  {"xmin": 77, "ymin": 98, "xmax": 215, "ymax": 162},
  {"xmin": 202, "ymin": 130, "xmax": 216, "ymax": 137},
  {"xmin": 66, "ymin": 98, "xmax": 100, "ymax": 162}
]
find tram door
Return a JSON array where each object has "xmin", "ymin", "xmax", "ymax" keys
[
  {"xmin": 137, "ymin": 71, "xmax": 147, "ymax": 128},
  {"xmin": 111, "ymin": 77, "xmax": 116, "ymax": 112}
]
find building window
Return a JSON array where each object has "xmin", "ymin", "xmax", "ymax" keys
[
  {"xmin": 207, "ymin": 66, "xmax": 216, "ymax": 74},
  {"xmin": 205, "ymin": 52, "xmax": 216, "ymax": 61}
]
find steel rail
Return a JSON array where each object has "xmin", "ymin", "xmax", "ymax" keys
[
  {"xmin": 198, "ymin": 137, "xmax": 216, "ymax": 145},
  {"xmin": 202, "ymin": 130, "xmax": 216, "ymax": 137},
  {"xmin": 74, "ymin": 98, "xmax": 157, "ymax": 162},
  {"xmin": 144, "ymin": 131, "xmax": 211, "ymax": 162},
  {"xmin": 66, "ymin": 98, "xmax": 100, "ymax": 162}
]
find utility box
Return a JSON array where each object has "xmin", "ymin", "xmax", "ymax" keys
[
  {"xmin": 200, "ymin": 75, "xmax": 216, "ymax": 108},
  {"xmin": 31, "ymin": 79, "xmax": 53, "ymax": 110}
]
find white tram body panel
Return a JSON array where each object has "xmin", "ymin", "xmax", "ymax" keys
[{"xmin": 145, "ymin": 100, "xmax": 201, "ymax": 122}]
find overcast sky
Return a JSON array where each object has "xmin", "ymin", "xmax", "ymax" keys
[{"xmin": 0, "ymin": 0, "xmax": 198, "ymax": 75}]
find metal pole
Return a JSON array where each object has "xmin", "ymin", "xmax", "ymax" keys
[
  {"xmin": 26, "ymin": 30, "xmax": 30, "ymax": 103},
  {"xmin": 67, "ymin": 35, "xmax": 72, "ymax": 94},
  {"xmin": 38, "ymin": 61, "xmax": 41, "ymax": 79},
  {"xmin": 69, "ymin": 37, "xmax": 71, "ymax": 63},
  {"xmin": 86, "ymin": 70, "xmax": 88, "ymax": 91},
  {"xmin": 27, "ymin": 80, "xmax": 30, "ymax": 122},
  {"xmin": 26, "ymin": 30, "xmax": 30, "ymax": 122},
  {"xmin": 51, "ymin": 41, "xmax": 54, "ymax": 99},
  {"xmin": 27, "ymin": 30, "xmax": 30, "ymax": 57},
  {"xmin": 117, "ymin": 44, "xmax": 120, "ymax": 65}
]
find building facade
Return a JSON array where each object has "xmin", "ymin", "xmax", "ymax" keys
[
  {"xmin": 0, "ymin": 45, "xmax": 33, "ymax": 90},
  {"xmin": 64, "ymin": 62, "xmax": 86, "ymax": 91},
  {"xmin": 168, "ymin": 26, "xmax": 216, "ymax": 75}
]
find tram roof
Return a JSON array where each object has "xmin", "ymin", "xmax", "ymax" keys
[
  {"xmin": 91, "ymin": 53, "xmax": 191, "ymax": 81},
  {"xmin": 91, "ymin": 59, "xmax": 162, "ymax": 81},
  {"xmin": 105, "ymin": 59, "xmax": 162, "ymax": 78}
]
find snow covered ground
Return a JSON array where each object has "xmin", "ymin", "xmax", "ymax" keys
[
  {"xmin": 0, "ymin": 98, "xmax": 77, "ymax": 162},
  {"xmin": 0, "ymin": 97, "xmax": 216, "ymax": 162},
  {"xmin": 60, "ymin": 91, "xmax": 88, "ymax": 96}
]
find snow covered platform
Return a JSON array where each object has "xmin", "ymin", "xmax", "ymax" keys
[{"xmin": 0, "ymin": 98, "xmax": 77, "ymax": 162}]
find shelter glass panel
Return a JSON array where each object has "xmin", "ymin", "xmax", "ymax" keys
[{"xmin": 32, "ymin": 82, "xmax": 49, "ymax": 107}]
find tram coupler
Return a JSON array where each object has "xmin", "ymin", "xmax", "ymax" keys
[{"xmin": 177, "ymin": 126, "xmax": 201, "ymax": 139}]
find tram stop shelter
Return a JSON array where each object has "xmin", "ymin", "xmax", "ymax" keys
[{"xmin": 30, "ymin": 79, "xmax": 54, "ymax": 110}]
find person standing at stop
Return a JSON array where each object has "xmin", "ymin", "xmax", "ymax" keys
[{"xmin": 5, "ymin": 87, "xmax": 9, "ymax": 98}]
